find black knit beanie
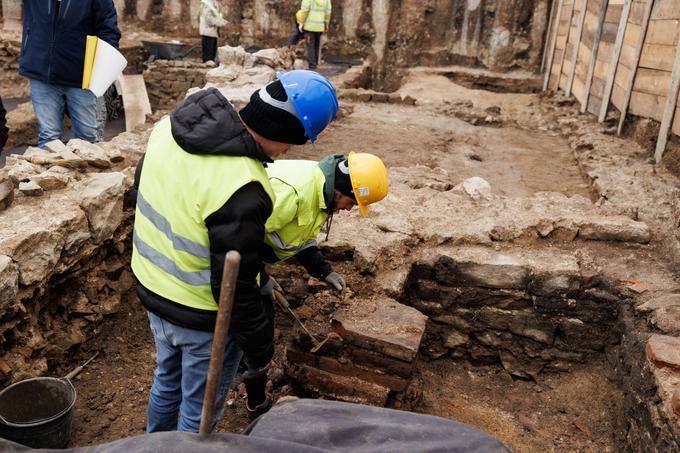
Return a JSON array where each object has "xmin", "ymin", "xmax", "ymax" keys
[
  {"xmin": 239, "ymin": 80, "xmax": 308, "ymax": 145},
  {"xmin": 334, "ymin": 159, "xmax": 356, "ymax": 201}
]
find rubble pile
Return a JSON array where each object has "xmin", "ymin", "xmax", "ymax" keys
[
  {"xmin": 4, "ymin": 101, "xmax": 38, "ymax": 149},
  {"xmin": 143, "ymin": 59, "xmax": 215, "ymax": 111},
  {"xmin": 0, "ymin": 130, "xmax": 148, "ymax": 382}
]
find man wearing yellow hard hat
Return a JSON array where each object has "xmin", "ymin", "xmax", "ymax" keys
[{"xmin": 260, "ymin": 152, "xmax": 388, "ymax": 295}]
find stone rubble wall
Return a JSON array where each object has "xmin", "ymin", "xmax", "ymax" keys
[
  {"xmin": 143, "ymin": 59, "xmax": 214, "ymax": 112},
  {"xmin": 0, "ymin": 35, "xmax": 28, "ymax": 98},
  {"xmin": 0, "ymin": 130, "xmax": 149, "ymax": 383}
]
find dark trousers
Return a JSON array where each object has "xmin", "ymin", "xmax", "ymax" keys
[
  {"xmin": 201, "ymin": 35, "xmax": 218, "ymax": 63},
  {"xmin": 306, "ymin": 32, "xmax": 322, "ymax": 69},
  {"xmin": 288, "ymin": 19, "xmax": 305, "ymax": 47}
]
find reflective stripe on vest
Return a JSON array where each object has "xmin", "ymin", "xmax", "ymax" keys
[
  {"xmin": 264, "ymin": 160, "xmax": 328, "ymax": 263},
  {"xmin": 131, "ymin": 117, "xmax": 274, "ymax": 311}
]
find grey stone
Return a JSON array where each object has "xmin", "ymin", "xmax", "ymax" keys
[
  {"xmin": 578, "ymin": 217, "xmax": 651, "ymax": 244},
  {"xmin": 19, "ymin": 180, "xmax": 43, "ymax": 196},
  {"xmin": 435, "ymin": 248, "xmax": 529, "ymax": 289},
  {"xmin": 252, "ymin": 48, "xmax": 281, "ymax": 67},
  {"xmin": 77, "ymin": 172, "xmax": 127, "ymax": 243},
  {"xmin": 67, "ymin": 139, "xmax": 111, "ymax": 168},
  {"xmin": 0, "ymin": 176, "xmax": 14, "ymax": 211},
  {"xmin": 217, "ymin": 45, "xmax": 247, "ymax": 66},
  {"xmin": 31, "ymin": 170, "xmax": 70, "ymax": 191},
  {"xmin": 461, "ymin": 176, "xmax": 491, "ymax": 201},
  {"xmin": 443, "ymin": 329, "xmax": 469, "ymax": 348},
  {"xmin": 5, "ymin": 158, "xmax": 40, "ymax": 183}
]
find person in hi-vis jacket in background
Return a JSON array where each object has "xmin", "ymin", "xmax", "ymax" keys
[
  {"xmin": 199, "ymin": 0, "xmax": 229, "ymax": 63},
  {"xmin": 298, "ymin": 0, "xmax": 331, "ymax": 70}
]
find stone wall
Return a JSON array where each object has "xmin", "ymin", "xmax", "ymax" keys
[
  {"xmin": 0, "ymin": 132, "xmax": 148, "ymax": 382},
  {"xmin": 143, "ymin": 59, "xmax": 213, "ymax": 111},
  {"xmin": 0, "ymin": 36, "xmax": 28, "ymax": 98}
]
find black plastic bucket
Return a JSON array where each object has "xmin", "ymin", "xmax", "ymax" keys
[{"xmin": 0, "ymin": 377, "xmax": 77, "ymax": 448}]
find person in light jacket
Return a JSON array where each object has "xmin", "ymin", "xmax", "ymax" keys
[{"xmin": 199, "ymin": 0, "xmax": 228, "ymax": 63}]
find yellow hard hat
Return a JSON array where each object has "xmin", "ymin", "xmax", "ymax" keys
[{"xmin": 347, "ymin": 151, "xmax": 389, "ymax": 217}]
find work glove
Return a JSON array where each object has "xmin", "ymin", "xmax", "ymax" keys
[
  {"xmin": 324, "ymin": 271, "xmax": 346, "ymax": 292},
  {"xmin": 260, "ymin": 276, "xmax": 282, "ymax": 302}
]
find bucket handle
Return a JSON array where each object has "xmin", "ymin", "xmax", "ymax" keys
[{"xmin": 0, "ymin": 378, "xmax": 76, "ymax": 427}]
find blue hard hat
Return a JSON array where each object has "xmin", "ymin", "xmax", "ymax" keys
[{"xmin": 277, "ymin": 70, "xmax": 339, "ymax": 143}]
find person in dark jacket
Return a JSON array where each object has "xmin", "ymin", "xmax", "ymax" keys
[
  {"xmin": 19, "ymin": 0, "xmax": 121, "ymax": 147},
  {"xmin": 132, "ymin": 70, "xmax": 338, "ymax": 432},
  {"xmin": 0, "ymin": 97, "xmax": 8, "ymax": 151}
]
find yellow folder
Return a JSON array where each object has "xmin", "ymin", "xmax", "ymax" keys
[{"xmin": 81, "ymin": 35, "xmax": 128, "ymax": 96}]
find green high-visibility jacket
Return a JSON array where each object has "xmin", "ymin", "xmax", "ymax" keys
[
  {"xmin": 264, "ymin": 160, "xmax": 328, "ymax": 262},
  {"xmin": 300, "ymin": 0, "xmax": 332, "ymax": 33},
  {"xmin": 131, "ymin": 117, "xmax": 274, "ymax": 312}
]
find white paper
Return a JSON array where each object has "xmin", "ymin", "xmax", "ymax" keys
[{"xmin": 89, "ymin": 39, "xmax": 128, "ymax": 97}]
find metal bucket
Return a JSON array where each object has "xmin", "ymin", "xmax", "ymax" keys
[{"xmin": 0, "ymin": 377, "xmax": 77, "ymax": 448}]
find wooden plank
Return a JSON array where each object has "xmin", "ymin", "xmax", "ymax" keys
[
  {"xmin": 639, "ymin": 43, "xmax": 679, "ymax": 71},
  {"xmin": 629, "ymin": 91, "xmax": 665, "ymax": 120},
  {"xmin": 118, "ymin": 75, "xmax": 152, "ymax": 132},
  {"xmin": 599, "ymin": 0, "xmax": 632, "ymax": 122},
  {"xmin": 542, "ymin": 0, "xmax": 559, "ymax": 73},
  {"xmin": 645, "ymin": 19, "xmax": 680, "ymax": 45},
  {"xmin": 611, "ymin": 83, "xmax": 626, "ymax": 108},
  {"xmin": 632, "ymin": 68, "xmax": 672, "ymax": 96},
  {"xmin": 618, "ymin": 0, "xmax": 655, "ymax": 135},
  {"xmin": 654, "ymin": 34, "xmax": 680, "ymax": 163},
  {"xmin": 555, "ymin": 0, "xmax": 577, "ymax": 90},
  {"xmin": 651, "ymin": 0, "xmax": 680, "ymax": 20},
  {"xmin": 628, "ymin": 0, "xmax": 647, "ymax": 25},
  {"xmin": 673, "ymin": 105, "xmax": 680, "ymax": 136},
  {"xmin": 566, "ymin": 0, "xmax": 589, "ymax": 96},
  {"xmin": 581, "ymin": 0, "xmax": 610, "ymax": 113},
  {"xmin": 544, "ymin": 0, "xmax": 566, "ymax": 91}
]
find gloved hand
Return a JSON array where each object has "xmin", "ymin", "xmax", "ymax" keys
[
  {"xmin": 324, "ymin": 271, "xmax": 346, "ymax": 292},
  {"xmin": 260, "ymin": 276, "xmax": 282, "ymax": 301}
]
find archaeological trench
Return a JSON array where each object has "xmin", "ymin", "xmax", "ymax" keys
[{"xmin": 1, "ymin": 1, "xmax": 680, "ymax": 451}]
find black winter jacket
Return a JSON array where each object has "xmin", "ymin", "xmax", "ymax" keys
[
  {"xmin": 0, "ymin": 97, "xmax": 7, "ymax": 150},
  {"xmin": 135, "ymin": 88, "xmax": 275, "ymax": 369},
  {"xmin": 20, "ymin": 0, "xmax": 121, "ymax": 88}
]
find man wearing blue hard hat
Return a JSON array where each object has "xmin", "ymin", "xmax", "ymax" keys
[{"xmin": 131, "ymin": 70, "xmax": 338, "ymax": 432}]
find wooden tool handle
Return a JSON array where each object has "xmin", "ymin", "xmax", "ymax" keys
[{"xmin": 199, "ymin": 251, "xmax": 241, "ymax": 435}]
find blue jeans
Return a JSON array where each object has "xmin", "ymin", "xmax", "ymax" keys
[
  {"xmin": 146, "ymin": 312, "xmax": 243, "ymax": 433},
  {"xmin": 29, "ymin": 79, "xmax": 99, "ymax": 147}
]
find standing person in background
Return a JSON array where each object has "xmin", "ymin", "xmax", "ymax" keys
[
  {"xmin": 199, "ymin": 0, "xmax": 229, "ymax": 63},
  {"xmin": 287, "ymin": 9, "xmax": 304, "ymax": 48},
  {"xmin": 19, "ymin": 0, "xmax": 121, "ymax": 148},
  {"xmin": 299, "ymin": 0, "xmax": 332, "ymax": 70}
]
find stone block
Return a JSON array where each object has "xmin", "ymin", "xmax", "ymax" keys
[
  {"xmin": 388, "ymin": 93, "xmax": 402, "ymax": 104},
  {"xmin": 218, "ymin": 45, "xmax": 247, "ymax": 66},
  {"xmin": 434, "ymin": 248, "xmax": 529, "ymax": 289},
  {"xmin": 286, "ymin": 347, "xmax": 409, "ymax": 391},
  {"xmin": 648, "ymin": 307, "xmax": 680, "ymax": 335},
  {"xmin": 372, "ymin": 92, "xmax": 389, "ymax": 103},
  {"xmin": 461, "ymin": 176, "xmax": 491, "ymax": 201},
  {"xmin": 555, "ymin": 318, "xmax": 614, "ymax": 351},
  {"xmin": 290, "ymin": 364, "xmax": 390, "ymax": 406},
  {"xmin": 31, "ymin": 169, "xmax": 70, "ymax": 191},
  {"xmin": 402, "ymin": 95, "xmax": 417, "ymax": 106},
  {"xmin": 443, "ymin": 329, "xmax": 469, "ymax": 348},
  {"xmin": 77, "ymin": 173, "xmax": 127, "ymax": 243},
  {"xmin": 67, "ymin": 139, "xmax": 111, "ymax": 168},
  {"xmin": 578, "ymin": 217, "xmax": 651, "ymax": 244},
  {"xmin": 253, "ymin": 48, "xmax": 281, "ymax": 67},
  {"xmin": 375, "ymin": 267, "xmax": 410, "ymax": 298},
  {"xmin": 19, "ymin": 180, "xmax": 43, "ymax": 196},
  {"xmin": 332, "ymin": 296, "xmax": 426, "ymax": 362},
  {"xmin": 637, "ymin": 294, "xmax": 680, "ymax": 313},
  {"xmin": 646, "ymin": 334, "xmax": 680, "ymax": 371},
  {"xmin": 349, "ymin": 347, "xmax": 415, "ymax": 378},
  {"xmin": 0, "ymin": 176, "xmax": 14, "ymax": 211}
]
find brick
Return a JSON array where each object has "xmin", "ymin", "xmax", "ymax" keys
[
  {"xmin": 286, "ymin": 347, "xmax": 409, "ymax": 391},
  {"xmin": 646, "ymin": 334, "xmax": 680, "ymax": 370},
  {"xmin": 332, "ymin": 297, "xmax": 426, "ymax": 362},
  {"xmin": 290, "ymin": 364, "xmax": 390, "ymax": 406}
]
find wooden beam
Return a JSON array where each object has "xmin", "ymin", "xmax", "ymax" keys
[
  {"xmin": 654, "ymin": 35, "xmax": 680, "ymax": 164},
  {"xmin": 541, "ymin": 0, "xmax": 558, "ymax": 73},
  {"xmin": 617, "ymin": 0, "xmax": 655, "ymax": 135},
  {"xmin": 566, "ymin": 0, "xmax": 588, "ymax": 97},
  {"xmin": 598, "ymin": 0, "xmax": 632, "ymax": 122},
  {"xmin": 581, "ymin": 0, "xmax": 610, "ymax": 113},
  {"xmin": 543, "ymin": 0, "xmax": 565, "ymax": 91},
  {"xmin": 554, "ymin": 0, "xmax": 576, "ymax": 91}
]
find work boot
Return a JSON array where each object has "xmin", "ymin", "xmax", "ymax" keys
[{"xmin": 246, "ymin": 396, "xmax": 272, "ymax": 421}]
